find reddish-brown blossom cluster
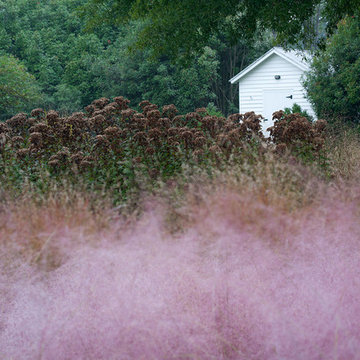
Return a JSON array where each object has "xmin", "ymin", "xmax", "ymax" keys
[
  {"xmin": 2, "ymin": 96, "xmax": 327, "ymax": 178},
  {"xmin": 268, "ymin": 111, "xmax": 327, "ymax": 155}
]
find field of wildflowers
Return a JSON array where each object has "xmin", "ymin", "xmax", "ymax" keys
[
  {"xmin": 0, "ymin": 96, "xmax": 327, "ymax": 203},
  {"xmin": 1, "ymin": 96, "xmax": 360, "ymax": 359}
]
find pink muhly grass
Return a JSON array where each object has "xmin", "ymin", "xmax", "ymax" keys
[{"xmin": 1, "ymin": 191, "xmax": 360, "ymax": 359}]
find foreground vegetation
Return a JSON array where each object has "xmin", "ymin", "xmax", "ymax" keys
[
  {"xmin": 1, "ymin": 104, "xmax": 360, "ymax": 358},
  {"xmin": 0, "ymin": 95, "xmax": 329, "ymax": 201}
]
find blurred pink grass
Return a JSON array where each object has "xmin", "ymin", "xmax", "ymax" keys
[{"xmin": 1, "ymin": 190, "xmax": 360, "ymax": 359}]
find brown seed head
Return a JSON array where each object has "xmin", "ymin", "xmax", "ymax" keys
[
  {"xmin": 0, "ymin": 123, "xmax": 9, "ymax": 134},
  {"xmin": 16, "ymin": 148, "xmax": 30, "ymax": 159},
  {"xmin": 95, "ymin": 135, "xmax": 110, "ymax": 147},
  {"xmin": 145, "ymin": 147, "xmax": 155, "ymax": 155},
  {"xmin": 162, "ymin": 104, "xmax": 178, "ymax": 119},
  {"xmin": 70, "ymin": 151, "xmax": 84, "ymax": 165},
  {"xmin": 11, "ymin": 136, "xmax": 24, "ymax": 147},
  {"xmin": 314, "ymin": 119, "xmax": 327, "ymax": 134},
  {"xmin": 114, "ymin": 96, "xmax": 130, "ymax": 110},
  {"xmin": 84, "ymin": 104, "xmax": 96, "ymax": 115},
  {"xmin": 29, "ymin": 132, "xmax": 43, "ymax": 147},
  {"xmin": 46, "ymin": 110, "xmax": 60, "ymax": 126},
  {"xmin": 30, "ymin": 123, "xmax": 51, "ymax": 134},
  {"xmin": 121, "ymin": 109, "xmax": 135, "ymax": 120},
  {"xmin": 80, "ymin": 160, "xmax": 93, "ymax": 170},
  {"xmin": 274, "ymin": 143, "xmax": 287, "ymax": 156},
  {"xmin": 30, "ymin": 108, "xmax": 44, "ymax": 119},
  {"xmin": 6, "ymin": 113, "xmax": 27, "ymax": 129},
  {"xmin": 194, "ymin": 136, "xmax": 206, "ymax": 147},
  {"xmin": 92, "ymin": 97, "xmax": 109, "ymax": 110},
  {"xmin": 139, "ymin": 100, "xmax": 152, "ymax": 109},
  {"xmin": 104, "ymin": 126, "xmax": 121, "ymax": 139}
]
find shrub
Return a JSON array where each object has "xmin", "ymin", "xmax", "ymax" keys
[
  {"xmin": 0, "ymin": 55, "xmax": 42, "ymax": 120},
  {"xmin": 0, "ymin": 97, "xmax": 266, "ymax": 202},
  {"xmin": 303, "ymin": 16, "xmax": 360, "ymax": 124},
  {"xmin": 284, "ymin": 103, "xmax": 314, "ymax": 123},
  {"xmin": 268, "ymin": 110, "xmax": 328, "ymax": 166}
]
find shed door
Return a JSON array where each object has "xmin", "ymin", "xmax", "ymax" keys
[{"xmin": 262, "ymin": 89, "xmax": 294, "ymax": 134}]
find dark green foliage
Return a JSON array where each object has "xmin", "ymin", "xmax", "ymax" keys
[
  {"xmin": 304, "ymin": 16, "xmax": 360, "ymax": 124},
  {"xmin": 82, "ymin": 0, "xmax": 360, "ymax": 60},
  {"xmin": 0, "ymin": 0, "xmax": 219, "ymax": 116},
  {"xmin": 284, "ymin": 103, "xmax": 314, "ymax": 123},
  {"xmin": 0, "ymin": 54, "xmax": 41, "ymax": 119},
  {"xmin": 0, "ymin": 0, "xmax": 273, "ymax": 117}
]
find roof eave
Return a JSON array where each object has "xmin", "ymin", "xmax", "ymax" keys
[{"xmin": 229, "ymin": 47, "xmax": 310, "ymax": 84}]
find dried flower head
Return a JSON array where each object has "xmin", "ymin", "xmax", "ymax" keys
[
  {"xmin": 314, "ymin": 119, "xmax": 327, "ymax": 134},
  {"xmin": 46, "ymin": 110, "xmax": 60, "ymax": 126},
  {"xmin": 114, "ymin": 96, "xmax": 130, "ymax": 110},
  {"xmin": 147, "ymin": 109, "xmax": 161, "ymax": 123},
  {"xmin": 185, "ymin": 112, "xmax": 201, "ymax": 122},
  {"xmin": 92, "ymin": 97, "xmax": 109, "ymax": 110},
  {"xmin": 79, "ymin": 160, "xmax": 93, "ymax": 170},
  {"xmin": 48, "ymin": 159, "xmax": 60, "ymax": 168},
  {"xmin": 121, "ymin": 109, "xmax": 135, "ymax": 120},
  {"xmin": 84, "ymin": 104, "xmax": 96, "ymax": 115},
  {"xmin": 274, "ymin": 143, "xmax": 287, "ymax": 156},
  {"xmin": 70, "ymin": 152, "xmax": 84, "ymax": 165},
  {"xmin": 6, "ymin": 113, "xmax": 27, "ymax": 129},
  {"xmin": 16, "ymin": 148, "xmax": 30, "ymax": 159},
  {"xmin": 194, "ymin": 136, "xmax": 206, "ymax": 147},
  {"xmin": 94, "ymin": 135, "xmax": 110, "ymax": 148},
  {"xmin": 11, "ymin": 136, "xmax": 24, "ymax": 148},
  {"xmin": 139, "ymin": 100, "xmax": 152, "ymax": 109},
  {"xmin": 30, "ymin": 123, "xmax": 51, "ymax": 134},
  {"xmin": 30, "ymin": 108, "xmax": 44, "ymax": 119},
  {"xmin": 29, "ymin": 132, "xmax": 43, "ymax": 147},
  {"xmin": 104, "ymin": 126, "xmax": 121, "ymax": 139},
  {"xmin": 148, "ymin": 128, "xmax": 162, "ymax": 140},
  {"xmin": 157, "ymin": 118, "xmax": 171, "ymax": 129},
  {"xmin": 162, "ymin": 104, "xmax": 178, "ymax": 119},
  {"xmin": 0, "ymin": 123, "xmax": 9, "ymax": 134},
  {"xmin": 168, "ymin": 127, "xmax": 180, "ymax": 137},
  {"xmin": 195, "ymin": 107, "xmax": 207, "ymax": 115}
]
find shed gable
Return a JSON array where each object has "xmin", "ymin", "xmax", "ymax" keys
[{"xmin": 229, "ymin": 47, "xmax": 316, "ymax": 134}]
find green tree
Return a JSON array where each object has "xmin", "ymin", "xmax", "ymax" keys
[
  {"xmin": 0, "ymin": 55, "xmax": 41, "ymax": 119},
  {"xmin": 82, "ymin": 0, "xmax": 360, "ymax": 60},
  {"xmin": 90, "ymin": 22, "xmax": 220, "ymax": 113},
  {"xmin": 0, "ymin": 0, "xmax": 223, "ymax": 113},
  {"xmin": 303, "ymin": 16, "xmax": 360, "ymax": 123}
]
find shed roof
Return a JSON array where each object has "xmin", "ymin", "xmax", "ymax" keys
[{"xmin": 229, "ymin": 47, "xmax": 311, "ymax": 84}]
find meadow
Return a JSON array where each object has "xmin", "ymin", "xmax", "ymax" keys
[{"xmin": 1, "ymin": 97, "xmax": 360, "ymax": 359}]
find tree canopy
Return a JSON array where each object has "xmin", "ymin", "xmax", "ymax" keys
[
  {"xmin": 304, "ymin": 16, "xmax": 360, "ymax": 123},
  {"xmin": 0, "ymin": 0, "xmax": 272, "ymax": 117},
  {"xmin": 0, "ymin": 55, "xmax": 40, "ymax": 119},
  {"xmin": 82, "ymin": 0, "xmax": 360, "ymax": 59}
]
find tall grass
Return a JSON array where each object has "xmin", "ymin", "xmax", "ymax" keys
[{"xmin": 1, "ymin": 158, "xmax": 360, "ymax": 359}]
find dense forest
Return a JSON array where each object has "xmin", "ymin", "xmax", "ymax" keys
[{"xmin": 0, "ymin": 0, "xmax": 274, "ymax": 119}]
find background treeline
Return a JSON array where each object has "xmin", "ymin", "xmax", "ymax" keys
[{"xmin": 0, "ymin": 0, "xmax": 272, "ymax": 119}]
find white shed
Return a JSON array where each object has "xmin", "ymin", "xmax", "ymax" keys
[{"xmin": 229, "ymin": 47, "xmax": 316, "ymax": 133}]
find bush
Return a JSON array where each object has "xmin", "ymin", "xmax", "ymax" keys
[
  {"xmin": 303, "ymin": 16, "xmax": 360, "ymax": 124},
  {"xmin": 0, "ymin": 97, "xmax": 266, "ymax": 202},
  {"xmin": 0, "ymin": 55, "xmax": 41, "ymax": 120},
  {"xmin": 268, "ymin": 110, "xmax": 327, "ymax": 166},
  {"xmin": 284, "ymin": 103, "xmax": 314, "ymax": 123}
]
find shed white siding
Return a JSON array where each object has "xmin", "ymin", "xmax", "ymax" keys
[{"xmin": 230, "ymin": 48, "xmax": 316, "ymax": 134}]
